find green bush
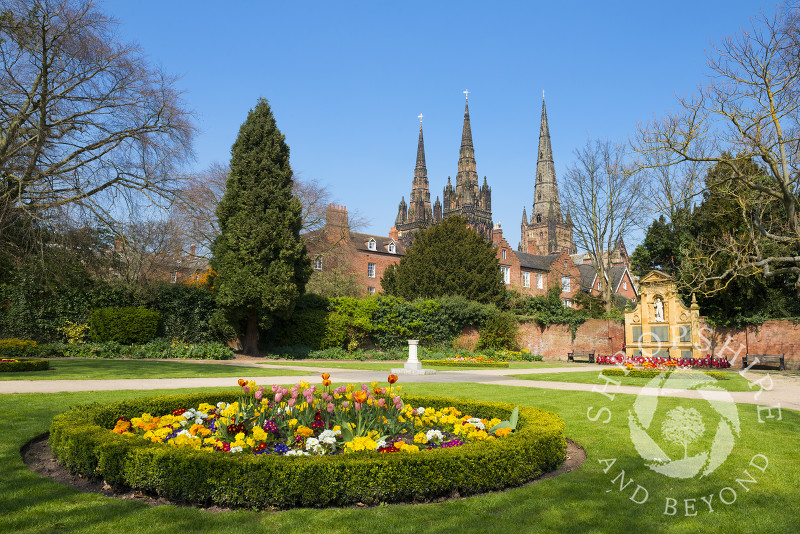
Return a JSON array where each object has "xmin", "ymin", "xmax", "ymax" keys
[
  {"xmin": 420, "ymin": 360, "xmax": 509, "ymax": 368},
  {"xmin": 89, "ymin": 308, "xmax": 161, "ymax": 344},
  {"xmin": 50, "ymin": 392, "xmax": 566, "ymax": 509},
  {"xmin": 0, "ymin": 338, "xmax": 38, "ymax": 358},
  {"xmin": 0, "ymin": 358, "xmax": 49, "ymax": 372},
  {"xmin": 476, "ymin": 312, "xmax": 519, "ymax": 351},
  {"xmin": 26, "ymin": 341, "xmax": 233, "ymax": 360},
  {"xmin": 601, "ymin": 369, "xmax": 730, "ymax": 380},
  {"xmin": 149, "ymin": 284, "xmax": 219, "ymax": 343}
]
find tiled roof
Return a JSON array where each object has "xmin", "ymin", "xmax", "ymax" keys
[
  {"xmin": 349, "ymin": 232, "xmax": 406, "ymax": 255},
  {"xmin": 515, "ymin": 251, "xmax": 561, "ymax": 271}
]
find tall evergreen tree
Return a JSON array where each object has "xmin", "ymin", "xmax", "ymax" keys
[
  {"xmin": 211, "ymin": 99, "xmax": 311, "ymax": 353},
  {"xmin": 381, "ymin": 216, "xmax": 503, "ymax": 305}
]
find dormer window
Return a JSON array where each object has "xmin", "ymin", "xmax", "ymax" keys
[
  {"xmin": 368, "ymin": 238, "xmax": 376, "ymax": 251},
  {"xmin": 388, "ymin": 242, "xmax": 396, "ymax": 254}
]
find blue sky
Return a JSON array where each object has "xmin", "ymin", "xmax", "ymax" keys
[{"xmin": 104, "ymin": 1, "xmax": 776, "ymax": 250}]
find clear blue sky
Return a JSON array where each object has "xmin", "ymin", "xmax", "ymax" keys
[{"xmin": 104, "ymin": 1, "xmax": 777, "ymax": 250}]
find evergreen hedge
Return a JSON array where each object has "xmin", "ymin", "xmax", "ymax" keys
[
  {"xmin": 89, "ymin": 308, "xmax": 161, "ymax": 344},
  {"xmin": 49, "ymin": 392, "xmax": 566, "ymax": 509},
  {"xmin": 420, "ymin": 360, "xmax": 509, "ymax": 368},
  {"xmin": 601, "ymin": 369, "xmax": 730, "ymax": 380},
  {"xmin": 25, "ymin": 341, "xmax": 233, "ymax": 360},
  {"xmin": 0, "ymin": 358, "xmax": 49, "ymax": 372}
]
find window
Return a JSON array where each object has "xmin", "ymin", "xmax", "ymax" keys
[
  {"xmin": 562, "ymin": 299, "xmax": 572, "ymax": 308},
  {"xmin": 502, "ymin": 249, "xmax": 506, "ymax": 260},
  {"xmin": 622, "ymin": 281, "xmax": 627, "ymax": 290},
  {"xmin": 170, "ymin": 272, "xmax": 177, "ymax": 284},
  {"xmin": 313, "ymin": 256, "xmax": 323, "ymax": 271},
  {"xmin": 597, "ymin": 281, "xmax": 602, "ymax": 290},
  {"xmin": 367, "ymin": 262, "xmax": 376, "ymax": 278},
  {"xmin": 367, "ymin": 287, "xmax": 376, "ymax": 295},
  {"xmin": 561, "ymin": 276, "xmax": 571, "ymax": 292},
  {"xmin": 368, "ymin": 239, "xmax": 376, "ymax": 251},
  {"xmin": 523, "ymin": 272, "xmax": 530, "ymax": 288},
  {"xmin": 537, "ymin": 273, "xmax": 543, "ymax": 289},
  {"xmin": 388, "ymin": 242, "xmax": 396, "ymax": 254},
  {"xmin": 500, "ymin": 266, "xmax": 510, "ymax": 284}
]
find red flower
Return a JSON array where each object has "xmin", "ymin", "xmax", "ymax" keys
[
  {"xmin": 321, "ymin": 372, "xmax": 330, "ymax": 380},
  {"xmin": 237, "ymin": 379, "xmax": 247, "ymax": 387},
  {"xmin": 387, "ymin": 374, "xmax": 398, "ymax": 384}
]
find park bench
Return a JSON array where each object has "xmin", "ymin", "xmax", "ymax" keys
[
  {"xmin": 742, "ymin": 353, "xmax": 785, "ymax": 371},
  {"xmin": 567, "ymin": 350, "xmax": 596, "ymax": 363}
]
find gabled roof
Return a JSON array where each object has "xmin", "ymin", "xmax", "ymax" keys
[
  {"xmin": 515, "ymin": 251, "xmax": 561, "ymax": 271},
  {"xmin": 578, "ymin": 264, "xmax": 596, "ymax": 289},
  {"xmin": 350, "ymin": 232, "xmax": 407, "ymax": 255},
  {"xmin": 638, "ymin": 270, "xmax": 674, "ymax": 284}
]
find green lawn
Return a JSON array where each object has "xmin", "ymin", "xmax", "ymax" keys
[
  {"xmin": 0, "ymin": 359, "xmax": 312, "ymax": 381},
  {"xmin": 258, "ymin": 360, "xmax": 574, "ymax": 371},
  {"xmin": 510, "ymin": 369, "xmax": 756, "ymax": 392},
  {"xmin": 1, "ymin": 382, "xmax": 798, "ymax": 533}
]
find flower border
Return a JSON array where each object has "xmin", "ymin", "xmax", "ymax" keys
[{"xmin": 49, "ymin": 391, "xmax": 566, "ymax": 509}]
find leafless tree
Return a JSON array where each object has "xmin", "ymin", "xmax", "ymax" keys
[
  {"xmin": 636, "ymin": 4, "xmax": 800, "ymax": 295},
  {"xmin": 563, "ymin": 138, "xmax": 646, "ymax": 311},
  {"xmin": 108, "ymin": 216, "xmax": 186, "ymax": 285},
  {"xmin": 0, "ymin": 0, "xmax": 194, "ymax": 236}
]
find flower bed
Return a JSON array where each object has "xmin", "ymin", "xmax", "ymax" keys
[
  {"xmin": 0, "ymin": 358, "xmax": 50, "ymax": 372},
  {"xmin": 596, "ymin": 354, "xmax": 731, "ymax": 369},
  {"xmin": 422, "ymin": 358, "xmax": 509, "ymax": 369},
  {"xmin": 601, "ymin": 368, "xmax": 729, "ymax": 380},
  {"xmin": 49, "ymin": 377, "xmax": 566, "ymax": 509}
]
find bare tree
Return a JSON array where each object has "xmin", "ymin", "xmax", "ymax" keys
[
  {"xmin": 563, "ymin": 138, "xmax": 646, "ymax": 311},
  {"xmin": 636, "ymin": 4, "xmax": 800, "ymax": 295},
  {"xmin": 0, "ymin": 0, "xmax": 194, "ymax": 233},
  {"xmin": 108, "ymin": 217, "xmax": 186, "ymax": 285}
]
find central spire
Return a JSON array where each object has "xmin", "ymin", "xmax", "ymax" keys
[
  {"xmin": 532, "ymin": 95, "xmax": 562, "ymax": 223},
  {"xmin": 455, "ymin": 93, "xmax": 478, "ymax": 199}
]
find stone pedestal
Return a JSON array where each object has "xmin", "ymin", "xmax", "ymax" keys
[{"xmin": 391, "ymin": 340, "xmax": 436, "ymax": 375}]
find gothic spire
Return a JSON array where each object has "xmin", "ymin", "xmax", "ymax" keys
[
  {"xmin": 532, "ymin": 94, "xmax": 563, "ymax": 224},
  {"xmin": 455, "ymin": 93, "xmax": 478, "ymax": 201}
]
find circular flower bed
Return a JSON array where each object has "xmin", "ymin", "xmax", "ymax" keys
[
  {"xmin": 49, "ymin": 376, "xmax": 566, "ymax": 509},
  {"xmin": 0, "ymin": 358, "xmax": 49, "ymax": 372}
]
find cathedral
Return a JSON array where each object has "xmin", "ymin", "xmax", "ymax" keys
[{"xmin": 395, "ymin": 93, "xmax": 573, "ymax": 253}]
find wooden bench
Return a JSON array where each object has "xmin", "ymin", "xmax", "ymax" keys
[
  {"xmin": 568, "ymin": 350, "xmax": 596, "ymax": 363},
  {"xmin": 742, "ymin": 353, "xmax": 785, "ymax": 371}
]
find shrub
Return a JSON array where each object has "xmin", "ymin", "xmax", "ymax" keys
[
  {"xmin": 0, "ymin": 338, "xmax": 38, "ymax": 358},
  {"xmin": 57, "ymin": 320, "xmax": 90, "ymax": 344},
  {"xmin": 0, "ymin": 358, "xmax": 49, "ymax": 372},
  {"xmin": 476, "ymin": 312, "xmax": 519, "ymax": 351},
  {"xmin": 50, "ymin": 392, "xmax": 566, "ymax": 509},
  {"xmin": 89, "ymin": 308, "xmax": 161, "ymax": 344},
  {"xmin": 26, "ymin": 341, "xmax": 233, "ymax": 360},
  {"xmin": 420, "ymin": 360, "xmax": 509, "ymax": 368},
  {"xmin": 601, "ymin": 369, "xmax": 730, "ymax": 380}
]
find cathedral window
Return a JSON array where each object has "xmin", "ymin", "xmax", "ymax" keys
[
  {"xmin": 523, "ymin": 272, "xmax": 530, "ymax": 288},
  {"xmin": 500, "ymin": 266, "xmax": 510, "ymax": 285},
  {"xmin": 536, "ymin": 214, "xmax": 541, "ymax": 223},
  {"xmin": 368, "ymin": 263, "xmax": 376, "ymax": 278},
  {"xmin": 313, "ymin": 256, "xmax": 323, "ymax": 271},
  {"xmin": 368, "ymin": 239, "xmax": 376, "ymax": 251}
]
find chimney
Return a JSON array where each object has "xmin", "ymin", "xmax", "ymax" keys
[
  {"xmin": 492, "ymin": 222, "xmax": 503, "ymax": 245},
  {"xmin": 189, "ymin": 244, "xmax": 196, "ymax": 258},
  {"xmin": 389, "ymin": 226, "xmax": 399, "ymax": 241},
  {"xmin": 325, "ymin": 203, "xmax": 350, "ymax": 243}
]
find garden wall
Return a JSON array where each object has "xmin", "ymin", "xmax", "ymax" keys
[
  {"xmin": 698, "ymin": 319, "xmax": 800, "ymax": 370},
  {"xmin": 518, "ymin": 319, "xmax": 625, "ymax": 361}
]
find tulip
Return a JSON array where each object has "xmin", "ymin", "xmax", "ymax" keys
[
  {"xmin": 342, "ymin": 401, "xmax": 349, "ymax": 409},
  {"xmin": 354, "ymin": 402, "xmax": 362, "ymax": 411},
  {"xmin": 288, "ymin": 398, "xmax": 296, "ymax": 408},
  {"xmin": 242, "ymin": 386, "xmax": 250, "ymax": 395},
  {"xmin": 275, "ymin": 392, "xmax": 283, "ymax": 402},
  {"xmin": 361, "ymin": 383, "xmax": 369, "ymax": 392},
  {"xmin": 327, "ymin": 402, "xmax": 335, "ymax": 413},
  {"xmin": 377, "ymin": 398, "xmax": 386, "ymax": 408},
  {"xmin": 271, "ymin": 384, "xmax": 279, "ymax": 393},
  {"xmin": 255, "ymin": 390, "xmax": 263, "ymax": 401},
  {"xmin": 238, "ymin": 379, "xmax": 247, "ymax": 387}
]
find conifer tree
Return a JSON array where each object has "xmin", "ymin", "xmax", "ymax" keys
[
  {"xmin": 211, "ymin": 99, "xmax": 311, "ymax": 353},
  {"xmin": 382, "ymin": 215, "xmax": 503, "ymax": 305}
]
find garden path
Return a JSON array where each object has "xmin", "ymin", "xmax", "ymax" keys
[{"xmin": 1, "ymin": 361, "xmax": 798, "ymax": 412}]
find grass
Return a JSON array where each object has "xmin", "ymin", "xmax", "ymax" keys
[
  {"xmin": 1, "ymin": 381, "xmax": 798, "ymax": 533},
  {"xmin": 257, "ymin": 360, "xmax": 573, "ymax": 371},
  {"xmin": 0, "ymin": 359, "xmax": 312, "ymax": 381},
  {"xmin": 509, "ymin": 369, "xmax": 757, "ymax": 392}
]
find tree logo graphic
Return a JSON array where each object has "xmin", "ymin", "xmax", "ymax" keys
[{"xmin": 628, "ymin": 371, "xmax": 740, "ymax": 479}]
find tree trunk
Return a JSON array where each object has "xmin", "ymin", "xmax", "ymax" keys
[{"xmin": 242, "ymin": 310, "xmax": 260, "ymax": 355}]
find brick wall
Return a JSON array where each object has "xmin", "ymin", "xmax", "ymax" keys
[
  {"xmin": 518, "ymin": 319, "xmax": 625, "ymax": 361},
  {"xmin": 698, "ymin": 319, "xmax": 800, "ymax": 370}
]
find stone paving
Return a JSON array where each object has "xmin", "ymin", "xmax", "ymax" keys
[{"xmin": 1, "ymin": 359, "xmax": 798, "ymax": 413}]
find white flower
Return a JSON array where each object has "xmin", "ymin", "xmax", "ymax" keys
[
  {"xmin": 467, "ymin": 418, "xmax": 485, "ymax": 430},
  {"xmin": 416, "ymin": 407, "xmax": 426, "ymax": 416},
  {"xmin": 426, "ymin": 430, "xmax": 444, "ymax": 442},
  {"xmin": 195, "ymin": 417, "xmax": 204, "ymax": 425},
  {"xmin": 376, "ymin": 439, "xmax": 387, "ymax": 449},
  {"xmin": 230, "ymin": 446, "xmax": 243, "ymax": 453},
  {"xmin": 318, "ymin": 429, "xmax": 339, "ymax": 445},
  {"xmin": 176, "ymin": 429, "xmax": 191, "ymax": 437},
  {"xmin": 179, "ymin": 420, "xmax": 188, "ymax": 427},
  {"xmin": 285, "ymin": 449, "xmax": 309, "ymax": 456}
]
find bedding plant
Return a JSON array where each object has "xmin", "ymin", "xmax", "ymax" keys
[{"xmin": 114, "ymin": 374, "xmax": 516, "ymax": 456}]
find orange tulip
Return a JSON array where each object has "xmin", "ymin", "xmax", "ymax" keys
[
  {"xmin": 321, "ymin": 373, "xmax": 330, "ymax": 380},
  {"xmin": 237, "ymin": 379, "xmax": 247, "ymax": 387},
  {"xmin": 323, "ymin": 379, "xmax": 332, "ymax": 386},
  {"xmin": 387, "ymin": 374, "xmax": 398, "ymax": 384},
  {"xmin": 353, "ymin": 390, "xmax": 368, "ymax": 403}
]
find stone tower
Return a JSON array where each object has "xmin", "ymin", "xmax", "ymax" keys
[
  {"xmin": 442, "ymin": 92, "xmax": 493, "ymax": 239},
  {"xmin": 520, "ymin": 95, "xmax": 575, "ymax": 254},
  {"xmin": 396, "ymin": 117, "xmax": 434, "ymax": 240}
]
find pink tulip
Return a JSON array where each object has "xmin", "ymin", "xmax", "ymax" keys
[
  {"xmin": 242, "ymin": 386, "xmax": 250, "ymax": 395},
  {"xmin": 288, "ymin": 398, "xmax": 296, "ymax": 408},
  {"xmin": 361, "ymin": 384, "xmax": 369, "ymax": 392},
  {"xmin": 291, "ymin": 389, "xmax": 299, "ymax": 399},
  {"xmin": 327, "ymin": 402, "xmax": 335, "ymax": 413},
  {"xmin": 342, "ymin": 401, "xmax": 349, "ymax": 409},
  {"xmin": 255, "ymin": 390, "xmax": 263, "ymax": 401},
  {"xmin": 271, "ymin": 384, "xmax": 279, "ymax": 393},
  {"xmin": 354, "ymin": 402, "xmax": 362, "ymax": 411},
  {"xmin": 275, "ymin": 392, "xmax": 283, "ymax": 402},
  {"xmin": 377, "ymin": 398, "xmax": 386, "ymax": 408}
]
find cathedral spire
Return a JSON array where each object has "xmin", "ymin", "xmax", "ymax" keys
[
  {"xmin": 532, "ymin": 94, "xmax": 563, "ymax": 224},
  {"xmin": 396, "ymin": 116, "xmax": 433, "ymax": 240},
  {"xmin": 455, "ymin": 92, "xmax": 478, "ymax": 201}
]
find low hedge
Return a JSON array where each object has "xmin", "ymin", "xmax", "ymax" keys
[
  {"xmin": 23, "ymin": 341, "xmax": 233, "ymax": 360},
  {"xmin": 601, "ymin": 369, "xmax": 730, "ymax": 380},
  {"xmin": 0, "ymin": 358, "xmax": 50, "ymax": 372},
  {"xmin": 90, "ymin": 307, "xmax": 161, "ymax": 344},
  {"xmin": 49, "ymin": 392, "xmax": 566, "ymax": 509},
  {"xmin": 420, "ymin": 360, "xmax": 509, "ymax": 369}
]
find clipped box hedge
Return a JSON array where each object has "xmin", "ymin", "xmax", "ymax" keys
[
  {"xmin": 0, "ymin": 358, "xmax": 49, "ymax": 372},
  {"xmin": 49, "ymin": 392, "xmax": 566, "ymax": 509},
  {"xmin": 90, "ymin": 307, "xmax": 161, "ymax": 344},
  {"xmin": 420, "ymin": 360, "xmax": 509, "ymax": 369},
  {"xmin": 601, "ymin": 369, "xmax": 729, "ymax": 380}
]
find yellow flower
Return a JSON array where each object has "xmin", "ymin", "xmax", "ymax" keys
[
  {"xmin": 288, "ymin": 419, "xmax": 298, "ymax": 427},
  {"xmin": 343, "ymin": 436, "xmax": 378, "ymax": 452},
  {"xmin": 413, "ymin": 432, "xmax": 428, "ymax": 444},
  {"xmin": 397, "ymin": 442, "xmax": 419, "ymax": 453},
  {"xmin": 495, "ymin": 427, "xmax": 513, "ymax": 437},
  {"xmin": 295, "ymin": 426, "xmax": 313, "ymax": 437}
]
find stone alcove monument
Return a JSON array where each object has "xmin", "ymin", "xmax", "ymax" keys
[{"xmin": 624, "ymin": 270, "xmax": 702, "ymax": 359}]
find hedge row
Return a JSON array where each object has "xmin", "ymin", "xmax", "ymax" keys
[
  {"xmin": 601, "ymin": 369, "xmax": 730, "ymax": 380},
  {"xmin": 420, "ymin": 360, "xmax": 510, "ymax": 369},
  {"xmin": 49, "ymin": 392, "xmax": 566, "ymax": 509},
  {"xmin": 22, "ymin": 341, "xmax": 233, "ymax": 360},
  {"xmin": 0, "ymin": 358, "xmax": 50, "ymax": 372}
]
